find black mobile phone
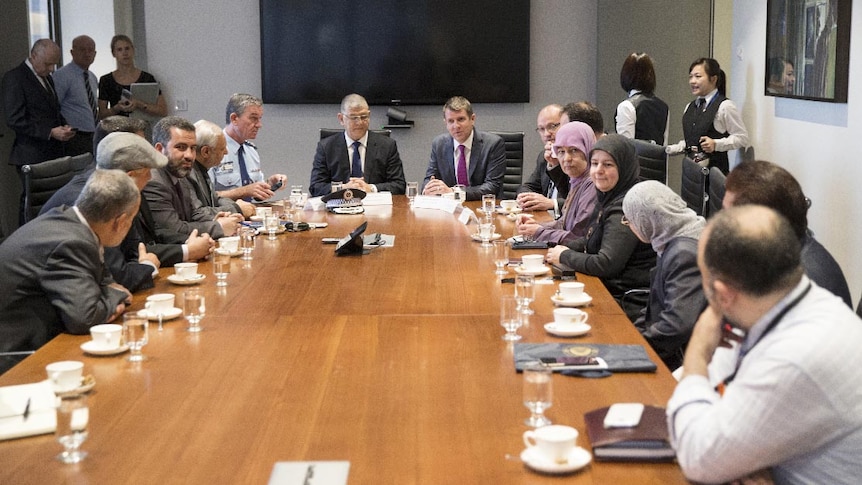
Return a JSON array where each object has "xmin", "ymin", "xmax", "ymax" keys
[
  {"xmin": 321, "ymin": 237, "xmax": 341, "ymax": 244},
  {"xmin": 270, "ymin": 180, "xmax": 283, "ymax": 191},
  {"xmin": 540, "ymin": 357, "xmax": 597, "ymax": 367}
]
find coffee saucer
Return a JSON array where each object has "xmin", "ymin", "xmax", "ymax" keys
[
  {"xmin": 544, "ymin": 322, "xmax": 591, "ymax": 338},
  {"xmin": 515, "ymin": 265, "xmax": 551, "ymax": 276},
  {"xmin": 80, "ymin": 341, "xmax": 129, "ymax": 356},
  {"xmin": 54, "ymin": 375, "xmax": 96, "ymax": 397},
  {"xmin": 520, "ymin": 446, "xmax": 592, "ymax": 475},
  {"xmin": 139, "ymin": 307, "xmax": 183, "ymax": 321},
  {"xmin": 551, "ymin": 293, "xmax": 593, "ymax": 307},
  {"xmin": 496, "ymin": 207, "xmax": 522, "ymax": 215},
  {"xmin": 471, "ymin": 233, "xmax": 502, "ymax": 242},
  {"xmin": 167, "ymin": 274, "xmax": 206, "ymax": 285}
]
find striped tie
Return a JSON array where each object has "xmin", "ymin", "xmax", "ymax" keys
[{"xmin": 83, "ymin": 71, "xmax": 98, "ymax": 122}]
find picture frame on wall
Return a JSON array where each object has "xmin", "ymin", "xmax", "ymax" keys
[{"xmin": 765, "ymin": 0, "xmax": 851, "ymax": 102}]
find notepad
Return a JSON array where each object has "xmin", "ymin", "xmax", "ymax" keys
[
  {"xmin": 0, "ymin": 380, "xmax": 56, "ymax": 441},
  {"xmin": 268, "ymin": 461, "xmax": 350, "ymax": 485}
]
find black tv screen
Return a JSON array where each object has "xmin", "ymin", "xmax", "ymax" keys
[{"xmin": 260, "ymin": 0, "xmax": 530, "ymax": 105}]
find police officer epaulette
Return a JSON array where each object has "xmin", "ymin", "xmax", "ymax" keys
[{"xmin": 243, "ymin": 140, "xmax": 257, "ymax": 149}]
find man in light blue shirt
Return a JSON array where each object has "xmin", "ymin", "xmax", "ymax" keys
[{"xmin": 52, "ymin": 35, "xmax": 99, "ymax": 157}]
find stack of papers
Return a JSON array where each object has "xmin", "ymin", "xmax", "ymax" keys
[
  {"xmin": 0, "ymin": 380, "xmax": 56, "ymax": 441},
  {"xmin": 268, "ymin": 461, "xmax": 350, "ymax": 485}
]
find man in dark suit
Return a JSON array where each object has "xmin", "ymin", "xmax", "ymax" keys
[
  {"xmin": 0, "ymin": 170, "xmax": 137, "ymax": 374},
  {"xmin": 189, "ymin": 119, "xmax": 253, "ymax": 218},
  {"xmin": 516, "ymin": 104, "xmax": 569, "ymax": 215},
  {"xmin": 422, "ymin": 96, "xmax": 506, "ymax": 201},
  {"xmin": 309, "ymin": 94, "xmax": 406, "ymax": 197},
  {"xmin": 1, "ymin": 39, "xmax": 76, "ymax": 222}
]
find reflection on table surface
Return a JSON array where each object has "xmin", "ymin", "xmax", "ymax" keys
[{"xmin": 0, "ymin": 197, "xmax": 686, "ymax": 484}]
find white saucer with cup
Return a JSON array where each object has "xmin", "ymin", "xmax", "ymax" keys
[
  {"xmin": 89, "ymin": 324, "xmax": 123, "ymax": 349},
  {"xmin": 545, "ymin": 308, "xmax": 591, "ymax": 337},
  {"xmin": 521, "ymin": 424, "xmax": 592, "ymax": 474},
  {"xmin": 144, "ymin": 293, "xmax": 178, "ymax": 320},
  {"xmin": 219, "ymin": 236, "xmax": 239, "ymax": 253},
  {"xmin": 518, "ymin": 254, "xmax": 548, "ymax": 275},
  {"xmin": 46, "ymin": 361, "xmax": 84, "ymax": 392},
  {"xmin": 558, "ymin": 282, "xmax": 585, "ymax": 300},
  {"xmin": 173, "ymin": 262, "xmax": 199, "ymax": 280}
]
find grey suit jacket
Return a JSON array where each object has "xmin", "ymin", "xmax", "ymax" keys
[
  {"xmin": 143, "ymin": 168, "xmax": 225, "ymax": 239},
  {"xmin": 309, "ymin": 131, "xmax": 406, "ymax": 196},
  {"xmin": 422, "ymin": 129, "xmax": 506, "ymax": 201},
  {"xmin": 0, "ymin": 207, "xmax": 128, "ymax": 372},
  {"xmin": 188, "ymin": 161, "xmax": 241, "ymax": 213}
]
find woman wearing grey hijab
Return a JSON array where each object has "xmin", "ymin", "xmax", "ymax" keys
[
  {"xmin": 546, "ymin": 135, "xmax": 656, "ymax": 321},
  {"xmin": 622, "ymin": 180, "xmax": 707, "ymax": 370}
]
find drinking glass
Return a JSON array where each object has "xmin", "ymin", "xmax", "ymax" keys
[
  {"xmin": 453, "ymin": 184, "xmax": 466, "ymax": 204},
  {"xmin": 213, "ymin": 249, "xmax": 231, "ymax": 287},
  {"xmin": 239, "ymin": 226, "xmax": 255, "ymax": 261},
  {"xmin": 493, "ymin": 240, "xmax": 509, "ymax": 275},
  {"xmin": 515, "ymin": 274, "xmax": 535, "ymax": 316},
  {"xmin": 290, "ymin": 192, "xmax": 307, "ymax": 222},
  {"xmin": 500, "ymin": 295, "xmax": 523, "ymax": 341},
  {"xmin": 122, "ymin": 311, "xmax": 148, "ymax": 362},
  {"xmin": 56, "ymin": 393, "xmax": 89, "ymax": 464},
  {"xmin": 478, "ymin": 222, "xmax": 495, "ymax": 248},
  {"xmin": 183, "ymin": 288, "xmax": 206, "ymax": 333},
  {"xmin": 331, "ymin": 181, "xmax": 343, "ymax": 193},
  {"xmin": 406, "ymin": 181, "xmax": 418, "ymax": 205},
  {"xmin": 290, "ymin": 184, "xmax": 303, "ymax": 196},
  {"xmin": 482, "ymin": 194, "xmax": 496, "ymax": 219},
  {"xmin": 265, "ymin": 214, "xmax": 280, "ymax": 240},
  {"xmin": 523, "ymin": 364, "xmax": 553, "ymax": 427}
]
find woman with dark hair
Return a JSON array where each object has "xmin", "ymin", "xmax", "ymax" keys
[
  {"xmin": 98, "ymin": 35, "xmax": 167, "ymax": 119},
  {"xmin": 666, "ymin": 57, "xmax": 749, "ymax": 174},
  {"xmin": 615, "ymin": 52, "xmax": 669, "ymax": 145},
  {"xmin": 546, "ymin": 135, "xmax": 656, "ymax": 321}
]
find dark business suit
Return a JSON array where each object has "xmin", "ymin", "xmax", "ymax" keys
[
  {"xmin": 188, "ymin": 161, "xmax": 241, "ymax": 213},
  {"xmin": 422, "ymin": 130, "xmax": 506, "ymax": 201},
  {"xmin": 144, "ymin": 168, "xmax": 225, "ymax": 240},
  {"xmin": 1, "ymin": 61, "xmax": 66, "ymax": 166},
  {"xmin": 309, "ymin": 131, "xmax": 406, "ymax": 196},
  {"xmin": 0, "ymin": 207, "xmax": 128, "ymax": 373},
  {"xmin": 517, "ymin": 150, "xmax": 570, "ymax": 214}
]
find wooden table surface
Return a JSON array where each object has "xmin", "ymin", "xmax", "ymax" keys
[{"xmin": 0, "ymin": 198, "xmax": 688, "ymax": 484}]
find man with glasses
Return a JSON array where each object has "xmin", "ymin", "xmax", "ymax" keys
[
  {"xmin": 516, "ymin": 104, "xmax": 569, "ymax": 215},
  {"xmin": 211, "ymin": 93, "xmax": 287, "ymax": 201},
  {"xmin": 309, "ymin": 93, "xmax": 406, "ymax": 197}
]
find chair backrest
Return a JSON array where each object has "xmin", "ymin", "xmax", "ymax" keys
[
  {"xmin": 631, "ymin": 138, "xmax": 667, "ymax": 184},
  {"xmin": 22, "ymin": 153, "xmax": 94, "ymax": 222},
  {"xmin": 319, "ymin": 128, "xmax": 391, "ymax": 140},
  {"xmin": 680, "ymin": 156, "xmax": 709, "ymax": 217},
  {"xmin": 488, "ymin": 131, "xmax": 524, "ymax": 200},
  {"xmin": 706, "ymin": 166, "xmax": 726, "ymax": 218}
]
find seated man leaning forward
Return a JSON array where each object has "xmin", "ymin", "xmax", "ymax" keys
[
  {"xmin": 0, "ymin": 170, "xmax": 137, "ymax": 374},
  {"xmin": 422, "ymin": 96, "xmax": 505, "ymax": 201},
  {"xmin": 309, "ymin": 93, "xmax": 406, "ymax": 197},
  {"xmin": 667, "ymin": 204, "xmax": 862, "ymax": 484}
]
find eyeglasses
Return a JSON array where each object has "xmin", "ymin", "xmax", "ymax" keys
[
  {"xmin": 621, "ymin": 215, "xmax": 631, "ymax": 226},
  {"xmin": 343, "ymin": 113, "xmax": 370, "ymax": 123},
  {"xmin": 535, "ymin": 122, "xmax": 560, "ymax": 134}
]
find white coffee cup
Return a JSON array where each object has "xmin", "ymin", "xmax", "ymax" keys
[
  {"xmin": 90, "ymin": 324, "xmax": 123, "ymax": 349},
  {"xmin": 522, "ymin": 254, "xmax": 545, "ymax": 271},
  {"xmin": 46, "ymin": 360, "xmax": 84, "ymax": 392},
  {"xmin": 523, "ymin": 425, "xmax": 578, "ymax": 464},
  {"xmin": 255, "ymin": 206, "xmax": 272, "ymax": 218},
  {"xmin": 558, "ymin": 281, "xmax": 585, "ymax": 300},
  {"xmin": 174, "ymin": 262, "xmax": 198, "ymax": 279},
  {"xmin": 553, "ymin": 308, "xmax": 588, "ymax": 326},
  {"xmin": 500, "ymin": 199, "xmax": 518, "ymax": 212},
  {"xmin": 219, "ymin": 236, "xmax": 239, "ymax": 252},
  {"xmin": 145, "ymin": 293, "xmax": 175, "ymax": 315}
]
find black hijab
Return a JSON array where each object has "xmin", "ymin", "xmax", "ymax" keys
[{"xmin": 591, "ymin": 134, "xmax": 640, "ymax": 207}]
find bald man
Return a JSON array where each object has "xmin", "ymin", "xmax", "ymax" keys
[{"xmin": 52, "ymin": 35, "xmax": 100, "ymax": 156}]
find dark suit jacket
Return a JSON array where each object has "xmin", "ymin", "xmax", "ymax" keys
[
  {"xmin": 0, "ymin": 207, "xmax": 128, "ymax": 372},
  {"xmin": 517, "ymin": 150, "xmax": 569, "ymax": 210},
  {"xmin": 422, "ymin": 130, "xmax": 506, "ymax": 201},
  {"xmin": 188, "ymin": 161, "xmax": 241, "ymax": 213},
  {"xmin": 1, "ymin": 61, "xmax": 66, "ymax": 165},
  {"xmin": 143, "ymin": 168, "xmax": 225, "ymax": 239},
  {"xmin": 309, "ymin": 131, "xmax": 406, "ymax": 196}
]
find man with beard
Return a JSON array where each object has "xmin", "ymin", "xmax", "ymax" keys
[{"xmin": 143, "ymin": 116, "xmax": 242, "ymax": 239}]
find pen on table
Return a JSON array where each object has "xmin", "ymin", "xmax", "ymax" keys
[{"xmin": 22, "ymin": 397, "xmax": 31, "ymax": 421}]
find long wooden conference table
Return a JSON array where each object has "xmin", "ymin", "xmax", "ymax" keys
[{"xmin": 0, "ymin": 197, "xmax": 687, "ymax": 484}]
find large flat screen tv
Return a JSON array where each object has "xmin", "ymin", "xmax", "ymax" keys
[{"xmin": 260, "ymin": 0, "xmax": 530, "ymax": 105}]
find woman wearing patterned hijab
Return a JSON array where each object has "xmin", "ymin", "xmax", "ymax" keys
[
  {"xmin": 546, "ymin": 134, "xmax": 656, "ymax": 321},
  {"xmin": 623, "ymin": 180, "xmax": 707, "ymax": 369}
]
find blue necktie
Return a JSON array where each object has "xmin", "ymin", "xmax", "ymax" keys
[
  {"xmin": 237, "ymin": 145, "xmax": 253, "ymax": 202},
  {"xmin": 351, "ymin": 141, "xmax": 362, "ymax": 178}
]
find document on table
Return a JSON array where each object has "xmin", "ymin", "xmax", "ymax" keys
[
  {"xmin": 268, "ymin": 461, "xmax": 350, "ymax": 485},
  {"xmin": 412, "ymin": 195, "xmax": 460, "ymax": 213},
  {"xmin": 0, "ymin": 380, "xmax": 56, "ymax": 441},
  {"xmin": 362, "ymin": 192, "xmax": 393, "ymax": 206}
]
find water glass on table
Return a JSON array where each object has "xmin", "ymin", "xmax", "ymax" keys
[
  {"xmin": 523, "ymin": 364, "xmax": 553, "ymax": 427},
  {"xmin": 265, "ymin": 214, "xmax": 280, "ymax": 240},
  {"xmin": 478, "ymin": 222, "xmax": 495, "ymax": 248},
  {"xmin": 239, "ymin": 226, "xmax": 255, "ymax": 261},
  {"xmin": 515, "ymin": 273, "xmax": 535, "ymax": 316},
  {"xmin": 406, "ymin": 181, "xmax": 418, "ymax": 205},
  {"xmin": 183, "ymin": 288, "xmax": 206, "ymax": 333},
  {"xmin": 122, "ymin": 311, "xmax": 149, "ymax": 362},
  {"xmin": 213, "ymin": 249, "xmax": 231, "ymax": 287},
  {"xmin": 482, "ymin": 194, "xmax": 496, "ymax": 220},
  {"xmin": 493, "ymin": 240, "xmax": 509, "ymax": 275},
  {"xmin": 500, "ymin": 295, "xmax": 523, "ymax": 341},
  {"xmin": 56, "ymin": 393, "xmax": 89, "ymax": 464}
]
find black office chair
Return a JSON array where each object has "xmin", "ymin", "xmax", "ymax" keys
[
  {"xmin": 680, "ymin": 157, "xmax": 709, "ymax": 217},
  {"xmin": 22, "ymin": 153, "xmax": 94, "ymax": 222},
  {"xmin": 706, "ymin": 166, "xmax": 726, "ymax": 218},
  {"xmin": 631, "ymin": 139, "xmax": 667, "ymax": 184},
  {"xmin": 489, "ymin": 131, "xmax": 525, "ymax": 200},
  {"xmin": 319, "ymin": 128, "xmax": 391, "ymax": 140}
]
